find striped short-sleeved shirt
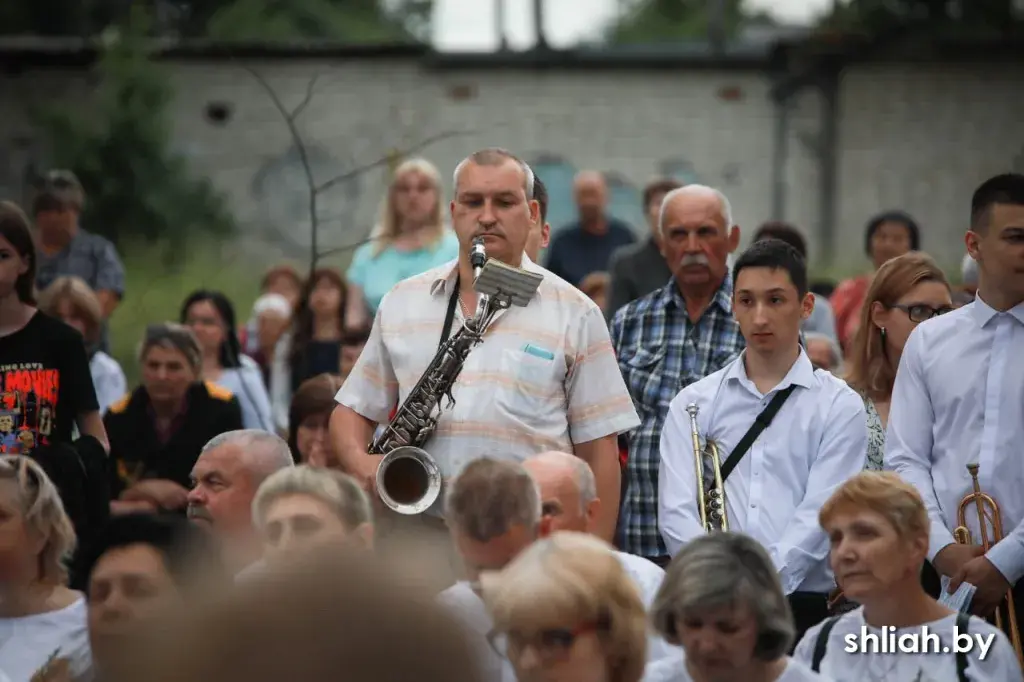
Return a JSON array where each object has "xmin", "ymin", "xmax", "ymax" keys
[{"xmin": 336, "ymin": 254, "xmax": 640, "ymax": 481}]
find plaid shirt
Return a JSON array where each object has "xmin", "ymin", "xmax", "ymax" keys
[{"xmin": 610, "ymin": 277, "xmax": 744, "ymax": 558}]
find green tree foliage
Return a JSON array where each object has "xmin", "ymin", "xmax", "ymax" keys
[
  {"xmin": 0, "ymin": 0, "xmax": 433, "ymax": 42},
  {"xmin": 605, "ymin": 0, "xmax": 776, "ymax": 44},
  {"xmin": 32, "ymin": 10, "xmax": 234, "ymax": 249},
  {"xmin": 817, "ymin": 0, "xmax": 1022, "ymax": 32}
]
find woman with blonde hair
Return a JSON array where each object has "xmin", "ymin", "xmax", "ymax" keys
[
  {"xmin": 38, "ymin": 276, "xmax": 127, "ymax": 415},
  {"xmin": 844, "ymin": 251, "xmax": 952, "ymax": 470},
  {"xmin": 0, "ymin": 455, "xmax": 91, "ymax": 681},
  {"xmin": 794, "ymin": 471, "xmax": 1021, "ymax": 681},
  {"xmin": 344, "ymin": 157, "xmax": 458, "ymax": 328},
  {"xmin": 481, "ymin": 531, "xmax": 647, "ymax": 682}
]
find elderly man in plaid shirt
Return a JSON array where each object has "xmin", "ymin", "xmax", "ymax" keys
[{"xmin": 611, "ymin": 184, "xmax": 744, "ymax": 567}]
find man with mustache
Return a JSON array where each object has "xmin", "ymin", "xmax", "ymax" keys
[
  {"xmin": 610, "ymin": 184, "xmax": 744, "ymax": 567},
  {"xmin": 331, "ymin": 148, "xmax": 640, "ymax": 589},
  {"xmin": 185, "ymin": 429, "xmax": 294, "ymax": 576}
]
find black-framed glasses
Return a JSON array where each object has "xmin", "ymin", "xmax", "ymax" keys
[
  {"xmin": 891, "ymin": 303, "xmax": 953, "ymax": 323},
  {"xmin": 487, "ymin": 621, "xmax": 605, "ymax": 663}
]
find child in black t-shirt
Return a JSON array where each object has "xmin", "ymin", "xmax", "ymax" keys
[
  {"xmin": 0, "ymin": 201, "xmax": 110, "ymax": 571},
  {"xmin": 0, "ymin": 201, "xmax": 107, "ymax": 454}
]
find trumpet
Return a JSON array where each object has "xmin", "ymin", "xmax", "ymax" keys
[
  {"xmin": 686, "ymin": 403, "xmax": 728, "ymax": 532},
  {"xmin": 953, "ymin": 462, "xmax": 1023, "ymax": 666}
]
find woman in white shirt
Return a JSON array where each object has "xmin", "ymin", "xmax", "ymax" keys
[
  {"xmin": 793, "ymin": 471, "xmax": 1022, "ymax": 682},
  {"xmin": 646, "ymin": 532, "xmax": 823, "ymax": 682},
  {"xmin": 0, "ymin": 456, "xmax": 92, "ymax": 681},
  {"xmin": 37, "ymin": 276, "xmax": 127, "ymax": 415},
  {"xmin": 181, "ymin": 290, "xmax": 274, "ymax": 432}
]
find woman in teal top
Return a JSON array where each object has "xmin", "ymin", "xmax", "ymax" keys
[{"xmin": 345, "ymin": 158, "xmax": 460, "ymax": 327}]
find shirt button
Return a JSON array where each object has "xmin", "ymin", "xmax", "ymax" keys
[{"xmin": 751, "ymin": 503, "xmax": 757, "ymax": 508}]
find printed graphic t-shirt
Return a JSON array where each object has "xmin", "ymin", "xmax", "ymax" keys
[{"xmin": 0, "ymin": 312, "xmax": 99, "ymax": 455}]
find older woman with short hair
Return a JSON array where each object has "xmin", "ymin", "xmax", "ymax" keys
[
  {"xmin": 0, "ymin": 455, "xmax": 92, "ymax": 681},
  {"xmin": 480, "ymin": 531, "xmax": 647, "ymax": 682},
  {"xmin": 252, "ymin": 465, "xmax": 373, "ymax": 568},
  {"xmin": 646, "ymin": 532, "xmax": 821, "ymax": 682},
  {"xmin": 793, "ymin": 471, "xmax": 1021, "ymax": 681}
]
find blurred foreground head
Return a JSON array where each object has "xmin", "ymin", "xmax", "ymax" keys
[{"xmin": 109, "ymin": 547, "xmax": 483, "ymax": 682}]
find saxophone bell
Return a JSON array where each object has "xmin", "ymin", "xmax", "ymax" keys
[{"xmin": 375, "ymin": 446, "xmax": 443, "ymax": 515}]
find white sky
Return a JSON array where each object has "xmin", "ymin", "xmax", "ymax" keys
[{"xmin": 432, "ymin": 0, "xmax": 834, "ymax": 51}]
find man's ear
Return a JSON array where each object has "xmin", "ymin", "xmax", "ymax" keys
[
  {"xmin": 800, "ymin": 292, "xmax": 814, "ymax": 321},
  {"xmin": 965, "ymin": 230, "xmax": 982, "ymax": 262},
  {"xmin": 541, "ymin": 222, "xmax": 551, "ymax": 248},
  {"xmin": 728, "ymin": 225, "xmax": 741, "ymax": 253},
  {"xmin": 539, "ymin": 514, "xmax": 554, "ymax": 538},
  {"xmin": 585, "ymin": 498, "xmax": 601, "ymax": 531}
]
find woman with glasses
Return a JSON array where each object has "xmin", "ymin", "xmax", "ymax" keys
[
  {"xmin": 0, "ymin": 456, "xmax": 92, "ymax": 682},
  {"xmin": 481, "ymin": 531, "xmax": 647, "ymax": 682},
  {"xmin": 844, "ymin": 251, "xmax": 952, "ymax": 472},
  {"xmin": 645, "ymin": 532, "xmax": 822, "ymax": 682}
]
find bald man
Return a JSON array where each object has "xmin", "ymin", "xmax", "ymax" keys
[
  {"xmin": 522, "ymin": 451, "xmax": 681, "ymax": 665},
  {"xmin": 610, "ymin": 185, "xmax": 744, "ymax": 566},
  {"xmin": 544, "ymin": 170, "xmax": 636, "ymax": 286}
]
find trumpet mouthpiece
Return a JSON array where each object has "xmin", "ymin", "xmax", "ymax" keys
[{"xmin": 470, "ymin": 238, "xmax": 487, "ymax": 269}]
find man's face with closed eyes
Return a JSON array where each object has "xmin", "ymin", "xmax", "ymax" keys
[{"xmin": 450, "ymin": 158, "xmax": 539, "ymax": 268}]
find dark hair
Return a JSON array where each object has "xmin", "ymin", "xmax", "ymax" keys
[
  {"xmin": 642, "ymin": 178, "xmax": 683, "ymax": 211},
  {"xmin": 732, "ymin": 238, "xmax": 808, "ymax": 296},
  {"xmin": 533, "ymin": 175, "xmax": 549, "ymax": 224},
  {"xmin": 342, "ymin": 324, "xmax": 371, "ymax": 347},
  {"xmin": 864, "ymin": 211, "xmax": 920, "ymax": 256},
  {"xmin": 810, "ymin": 280, "xmax": 836, "ymax": 299},
  {"xmin": 971, "ymin": 173, "xmax": 1024, "ymax": 232},
  {"xmin": 73, "ymin": 513, "xmax": 226, "ymax": 595},
  {"xmin": 753, "ymin": 221, "xmax": 807, "ymax": 259},
  {"xmin": 287, "ymin": 373, "xmax": 345, "ymax": 462},
  {"xmin": 289, "ymin": 268, "xmax": 347, "ymax": 380},
  {"xmin": 180, "ymin": 290, "xmax": 243, "ymax": 369},
  {"xmin": 0, "ymin": 201, "xmax": 37, "ymax": 304}
]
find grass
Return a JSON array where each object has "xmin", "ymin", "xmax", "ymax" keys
[{"xmin": 108, "ymin": 238, "xmax": 262, "ymax": 387}]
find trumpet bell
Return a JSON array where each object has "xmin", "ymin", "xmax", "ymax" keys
[{"xmin": 375, "ymin": 446, "xmax": 443, "ymax": 515}]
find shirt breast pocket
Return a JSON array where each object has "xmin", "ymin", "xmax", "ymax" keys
[
  {"xmin": 496, "ymin": 346, "xmax": 566, "ymax": 419},
  {"xmin": 621, "ymin": 347, "xmax": 667, "ymax": 416}
]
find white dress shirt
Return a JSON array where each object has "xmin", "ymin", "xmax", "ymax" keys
[
  {"xmin": 644, "ymin": 655, "xmax": 826, "ymax": 682},
  {"xmin": 659, "ymin": 349, "xmax": 868, "ymax": 594},
  {"xmin": 793, "ymin": 606, "xmax": 1022, "ymax": 682},
  {"xmin": 886, "ymin": 297, "xmax": 1024, "ymax": 582},
  {"xmin": 437, "ymin": 550, "xmax": 677, "ymax": 682}
]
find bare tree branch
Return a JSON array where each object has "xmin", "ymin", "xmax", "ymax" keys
[
  {"xmin": 291, "ymin": 74, "xmax": 319, "ymax": 121},
  {"xmin": 315, "ymin": 128, "xmax": 472, "ymax": 194},
  {"xmin": 242, "ymin": 65, "xmax": 321, "ymax": 272}
]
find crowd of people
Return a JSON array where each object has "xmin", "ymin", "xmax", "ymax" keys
[{"xmin": 0, "ymin": 147, "xmax": 1021, "ymax": 682}]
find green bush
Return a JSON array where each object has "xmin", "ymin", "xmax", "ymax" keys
[{"xmin": 110, "ymin": 238, "xmax": 259, "ymax": 386}]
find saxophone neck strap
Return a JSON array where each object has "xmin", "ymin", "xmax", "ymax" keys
[
  {"xmin": 719, "ymin": 384, "xmax": 797, "ymax": 482},
  {"xmin": 439, "ymin": 277, "xmax": 460, "ymax": 348}
]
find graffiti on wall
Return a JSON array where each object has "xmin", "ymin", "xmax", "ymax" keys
[
  {"xmin": 249, "ymin": 141, "xmax": 363, "ymax": 251},
  {"xmin": 527, "ymin": 154, "xmax": 702, "ymax": 237}
]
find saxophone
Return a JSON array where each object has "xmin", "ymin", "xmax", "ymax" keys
[{"xmin": 368, "ymin": 237, "xmax": 504, "ymax": 515}]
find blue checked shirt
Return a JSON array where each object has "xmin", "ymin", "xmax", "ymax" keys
[{"xmin": 610, "ymin": 276, "xmax": 744, "ymax": 558}]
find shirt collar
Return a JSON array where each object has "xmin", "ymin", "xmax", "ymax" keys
[
  {"xmin": 970, "ymin": 294, "xmax": 1024, "ymax": 328},
  {"xmin": 725, "ymin": 347, "xmax": 817, "ymax": 393},
  {"xmin": 658, "ymin": 273, "xmax": 734, "ymax": 315},
  {"xmin": 430, "ymin": 253, "xmax": 544, "ymax": 300}
]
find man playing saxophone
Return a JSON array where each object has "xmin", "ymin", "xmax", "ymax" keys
[
  {"xmin": 886, "ymin": 174, "xmax": 1024, "ymax": 646},
  {"xmin": 329, "ymin": 148, "xmax": 639, "ymax": 587},
  {"xmin": 658, "ymin": 239, "xmax": 867, "ymax": 644}
]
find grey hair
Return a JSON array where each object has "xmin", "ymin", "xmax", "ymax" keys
[
  {"xmin": 201, "ymin": 429, "xmax": 294, "ymax": 481},
  {"xmin": 444, "ymin": 457, "xmax": 541, "ymax": 542},
  {"xmin": 651, "ymin": 533, "xmax": 794, "ymax": 661},
  {"xmin": 453, "ymin": 148, "xmax": 535, "ymax": 199},
  {"xmin": 527, "ymin": 451, "xmax": 598, "ymax": 509},
  {"xmin": 252, "ymin": 465, "xmax": 371, "ymax": 531},
  {"xmin": 138, "ymin": 322, "xmax": 202, "ymax": 375},
  {"xmin": 804, "ymin": 331, "xmax": 843, "ymax": 371},
  {"xmin": 658, "ymin": 184, "xmax": 734, "ymax": 235}
]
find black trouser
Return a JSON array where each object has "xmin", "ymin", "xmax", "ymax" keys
[{"xmin": 788, "ymin": 592, "xmax": 830, "ymax": 651}]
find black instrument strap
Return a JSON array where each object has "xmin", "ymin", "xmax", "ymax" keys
[
  {"xmin": 955, "ymin": 612, "xmax": 969, "ymax": 682},
  {"xmin": 719, "ymin": 384, "xmax": 797, "ymax": 482},
  {"xmin": 439, "ymin": 278, "xmax": 460, "ymax": 348},
  {"xmin": 810, "ymin": 615, "xmax": 840, "ymax": 672}
]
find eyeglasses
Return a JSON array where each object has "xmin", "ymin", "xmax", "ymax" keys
[
  {"xmin": 891, "ymin": 303, "xmax": 954, "ymax": 323},
  {"xmin": 487, "ymin": 620, "xmax": 606, "ymax": 663}
]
